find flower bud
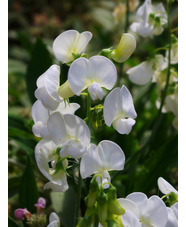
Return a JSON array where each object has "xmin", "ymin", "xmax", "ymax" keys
[
  {"xmin": 168, "ymin": 192, "xmax": 178, "ymax": 206},
  {"xmin": 14, "ymin": 208, "xmax": 31, "ymax": 221},
  {"xmin": 26, "ymin": 213, "xmax": 47, "ymax": 227},
  {"xmin": 97, "ymin": 190, "xmax": 108, "ymax": 224},
  {"xmin": 35, "ymin": 197, "xmax": 46, "ymax": 213},
  {"xmin": 58, "ymin": 80, "xmax": 75, "ymax": 99},
  {"xmin": 107, "ymin": 186, "xmax": 125, "ymax": 215},
  {"xmin": 110, "ymin": 33, "xmax": 136, "ymax": 63},
  {"xmin": 107, "ymin": 219, "xmax": 122, "ymax": 227}
]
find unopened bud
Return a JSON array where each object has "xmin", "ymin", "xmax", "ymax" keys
[
  {"xmin": 97, "ymin": 190, "xmax": 108, "ymax": 224},
  {"xmin": 14, "ymin": 208, "xmax": 31, "ymax": 221},
  {"xmin": 110, "ymin": 33, "xmax": 136, "ymax": 63},
  {"xmin": 58, "ymin": 80, "xmax": 75, "ymax": 98}
]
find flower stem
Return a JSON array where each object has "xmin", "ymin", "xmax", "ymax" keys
[
  {"xmin": 73, "ymin": 162, "xmax": 82, "ymax": 227},
  {"xmin": 86, "ymin": 92, "xmax": 92, "ymax": 126}
]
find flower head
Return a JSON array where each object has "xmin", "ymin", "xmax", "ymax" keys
[
  {"xmin": 53, "ymin": 30, "xmax": 92, "ymax": 64},
  {"xmin": 103, "ymin": 85, "xmax": 137, "ymax": 134},
  {"xmin": 15, "ymin": 208, "xmax": 31, "ymax": 221},
  {"xmin": 47, "ymin": 212, "xmax": 60, "ymax": 227},
  {"xmin": 68, "ymin": 56, "xmax": 117, "ymax": 100},
  {"xmin": 80, "ymin": 140, "xmax": 125, "ymax": 188},
  {"xmin": 130, "ymin": 0, "xmax": 167, "ymax": 38}
]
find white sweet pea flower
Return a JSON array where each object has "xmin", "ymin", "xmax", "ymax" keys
[
  {"xmin": 110, "ymin": 33, "xmax": 136, "ymax": 63},
  {"xmin": 80, "ymin": 140, "xmax": 125, "ymax": 189},
  {"xmin": 127, "ymin": 54, "xmax": 168, "ymax": 85},
  {"xmin": 35, "ymin": 64, "xmax": 63, "ymax": 110},
  {"xmin": 68, "ymin": 56, "xmax": 117, "ymax": 100},
  {"xmin": 35, "ymin": 140, "xmax": 69, "ymax": 192},
  {"xmin": 47, "ymin": 112, "xmax": 90, "ymax": 159},
  {"xmin": 130, "ymin": 0, "xmax": 167, "ymax": 38},
  {"xmin": 126, "ymin": 192, "xmax": 168, "ymax": 227},
  {"xmin": 166, "ymin": 203, "xmax": 178, "ymax": 227},
  {"xmin": 47, "ymin": 212, "xmax": 60, "ymax": 227},
  {"xmin": 53, "ymin": 30, "xmax": 92, "ymax": 64},
  {"xmin": 103, "ymin": 85, "xmax": 137, "ymax": 134},
  {"xmin": 166, "ymin": 36, "xmax": 178, "ymax": 65},
  {"xmin": 31, "ymin": 100, "xmax": 80, "ymax": 139},
  {"xmin": 158, "ymin": 177, "xmax": 178, "ymax": 195}
]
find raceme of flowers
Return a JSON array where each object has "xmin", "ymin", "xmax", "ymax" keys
[{"xmin": 28, "ymin": 2, "xmax": 178, "ymax": 222}]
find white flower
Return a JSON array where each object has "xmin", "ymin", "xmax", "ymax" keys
[
  {"xmin": 127, "ymin": 55, "xmax": 168, "ymax": 85},
  {"xmin": 47, "ymin": 212, "xmax": 60, "ymax": 227},
  {"xmin": 103, "ymin": 85, "xmax": 137, "ymax": 134},
  {"xmin": 166, "ymin": 203, "xmax": 178, "ymax": 227},
  {"xmin": 47, "ymin": 112, "xmax": 91, "ymax": 159},
  {"xmin": 118, "ymin": 198, "xmax": 141, "ymax": 227},
  {"xmin": 80, "ymin": 140, "xmax": 125, "ymax": 189},
  {"xmin": 130, "ymin": 0, "xmax": 167, "ymax": 38},
  {"xmin": 53, "ymin": 30, "xmax": 92, "ymax": 64},
  {"xmin": 126, "ymin": 192, "xmax": 168, "ymax": 227},
  {"xmin": 110, "ymin": 33, "xmax": 136, "ymax": 63},
  {"xmin": 35, "ymin": 140, "xmax": 69, "ymax": 192},
  {"xmin": 157, "ymin": 177, "xmax": 178, "ymax": 195},
  {"xmin": 31, "ymin": 100, "xmax": 80, "ymax": 139},
  {"xmin": 68, "ymin": 56, "xmax": 117, "ymax": 100},
  {"xmin": 35, "ymin": 64, "xmax": 63, "ymax": 110},
  {"xmin": 166, "ymin": 37, "xmax": 178, "ymax": 65}
]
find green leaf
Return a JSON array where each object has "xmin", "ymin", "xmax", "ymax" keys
[
  {"xmin": 25, "ymin": 37, "xmax": 53, "ymax": 104},
  {"xmin": 8, "ymin": 175, "xmax": 22, "ymax": 198},
  {"xmin": 19, "ymin": 155, "xmax": 39, "ymax": 213},
  {"xmin": 8, "ymin": 216, "xmax": 20, "ymax": 227}
]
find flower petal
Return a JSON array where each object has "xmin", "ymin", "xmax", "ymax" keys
[
  {"xmin": 158, "ymin": 177, "xmax": 178, "ymax": 195},
  {"xmin": 54, "ymin": 101, "xmax": 80, "ymax": 115},
  {"xmin": 32, "ymin": 100, "xmax": 49, "ymax": 123},
  {"xmin": 68, "ymin": 57, "xmax": 90, "ymax": 95},
  {"xmin": 165, "ymin": 207, "xmax": 178, "ymax": 227},
  {"xmin": 44, "ymin": 177, "xmax": 68, "ymax": 192},
  {"xmin": 47, "ymin": 112, "xmax": 69, "ymax": 145},
  {"xmin": 127, "ymin": 61, "xmax": 154, "ymax": 85},
  {"xmin": 120, "ymin": 85, "xmax": 137, "ymax": 119},
  {"xmin": 89, "ymin": 56, "xmax": 117, "ymax": 89},
  {"xmin": 63, "ymin": 114, "xmax": 90, "ymax": 147},
  {"xmin": 103, "ymin": 87, "xmax": 122, "ymax": 126},
  {"xmin": 74, "ymin": 31, "xmax": 93, "ymax": 54},
  {"xmin": 80, "ymin": 144, "xmax": 103, "ymax": 179},
  {"xmin": 88, "ymin": 82, "xmax": 104, "ymax": 100},
  {"xmin": 113, "ymin": 118, "xmax": 136, "ymax": 135},
  {"xmin": 98, "ymin": 140, "xmax": 125, "ymax": 171},
  {"xmin": 121, "ymin": 210, "xmax": 141, "ymax": 227},
  {"xmin": 118, "ymin": 198, "xmax": 139, "ymax": 218}
]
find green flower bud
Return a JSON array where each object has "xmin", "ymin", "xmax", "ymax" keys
[
  {"xmin": 58, "ymin": 80, "xmax": 75, "ymax": 99},
  {"xmin": 107, "ymin": 186, "xmax": 125, "ymax": 215},
  {"xmin": 169, "ymin": 192, "xmax": 178, "ymax": 206},
  {"xmin": 97, "ymin": 190, "xmax": 108, "ymax": 224},
  {"xmin": 26, "ymin": 213, "xmax": 47, "ymax": 227},
  {"xmin": 107, "ymin": 219, "xmax": 121, "ymax": 227}
]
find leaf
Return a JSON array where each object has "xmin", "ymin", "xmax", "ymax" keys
[
  {"xmin": 8, "ymin": 175, "xmax": 22, "ymax": 198},
  {"xmin": 25, "ymin": 37, "xmax": 53, "ymax": 104},
  {"xmin": 50, "ymin": 187, "xmax": 76, "ymax": 227},
  {"xmin": 8, "ymin": 216, "xmax": 20, "ymax": 227},
  {"xmin": 19, "ymin": 155, "xmax": 39, "ymax": 213}
]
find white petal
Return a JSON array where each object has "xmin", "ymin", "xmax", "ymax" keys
[
  {"xmin": 32, "ymin": 100, "xmax": 49, "ymax": 123},
  {"xmin": 103, "ymin": 87, "xmax": 122, "ymax": 126},
  {"xmin": 44, "ymin": 65, "xmax": 62, "ymax": 102},
  {"xmin": 49, "ymin": 212, "xmax": 60, "ymax": 223},
  {"xmin": 88, "ymin": 82, "xmax": 104, "ymax": 100},
  {"xmin": 144, "ymin": 195, "xmax": 168, "ymax": 227},
  {"xmin": 171, "ymin": 202, "xmax": 178, "ymax": 219},
  {"xmin": 60, "ymin": 140, "xmax": 87, "ymax": 159},
  {"xmin": 68, "ymin": 57, "xmax": 90, "ymax": 95},
  {"xmin": 120, "ymin": 85, "xmax": 137, "ymax": 119},
  {"xmin": 53, "ymin": 30, "xmax": 80, "ymax": 63},
  {"xmin": 98, "ymin": 140, "xmax": 125, "ymax": 171},
  {"xmin": 165, "ymin": 207, "xmax": 178, "ymax": 227},
  {"xmin": 89, "ymin": 56, "xmax": 117, "ymax": 90},
  {"xmin": 74, "ymin": 31, "xmax": 93, "ymax": 54},
  {"xmin": 47, "ymin": 220, "xmax": 60, "ymax": 227},
  {"xmin": 53, "ymin": 30, "xmax": 92, "ymax": 63},
  {"xmin": 35, "ymin": 140, "xmax": 57, "ymax": 181},
  {"xmin": 55, "ymin": 101, "xmax": 80, "ymax": 115},
  {"xmin": 35, "ymin": 87, "xmax": 60, "ymax": 110},
  {"xmin": 126, "ymin": 192, "xmax": 148, "ymax": 217},
  {"xmin": 63, "ymin": 114, "xmax": 90, "ymax": 147},
  {"xmin": 118, "ymin": 198, "xmax": 139, "ymax": 218},
  {"xmin": 44, "ymin": 178, "xmax": 68, "ymax": 192},
  {"xmin": 127, "ymin": 61, "xmax": 154, "ymax": 85},
  {"xmin": 158, "ymin": 177, "xmax": 178, "ymax": 195},
  {"xmin": 155, "ymin": 55, "xmax": 168, "ymax": 71},
  {"xmin": 113, "ymin": 117, "xmax": 136, "ymax": 135},
  {"xmin": 121, "ymin": 210, "xmax": 141, "ymax": 227},
  {"xmin": 47, "ymin": 112, "xmax": 69, "ymax": 145},
  {"xmin": 80, "ymin": 144, "xmax": 103, "ymax": 179}
]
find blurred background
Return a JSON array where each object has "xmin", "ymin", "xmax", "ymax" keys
[{"xmin": 8, "ymin": 0, "xmax": 178, "ymax": 226}]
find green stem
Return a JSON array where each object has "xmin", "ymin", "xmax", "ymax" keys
[
  {"xmin": 86, "ymin": 92, "xmax": 92, "ymax": 126},
  {"xmin": 125, "ymin": 0, "xmax": 130, "ymax": 33},
  {"xmin": 73, "ymin": 163, "xmax": 82, "ymax": 227}
]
